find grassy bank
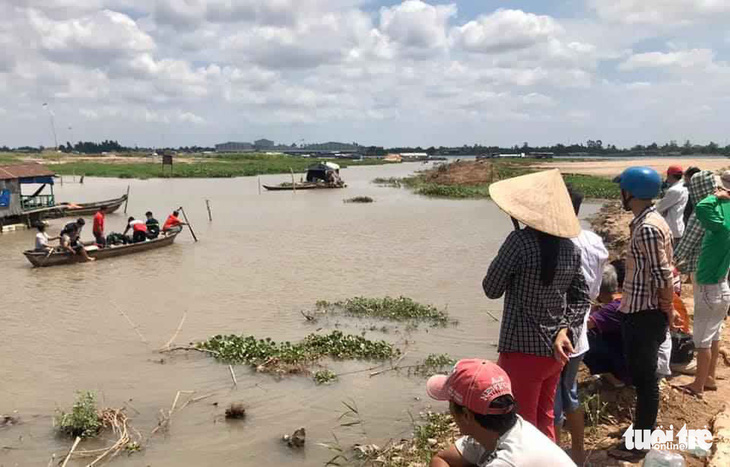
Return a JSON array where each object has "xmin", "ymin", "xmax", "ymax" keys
[
  {"xmin": 0, "ymin": 152, "xmax": 393, "ymax": 179},
  {"xmin": 389, "ymin": 160, "xmax": 619, "ymax": 200}
]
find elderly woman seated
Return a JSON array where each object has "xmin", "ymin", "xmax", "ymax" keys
[{"xmin": 583, "ymin": 263, "xmax": 629, "ymax": 387}]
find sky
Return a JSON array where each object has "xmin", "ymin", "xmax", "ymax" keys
[{"xmin": 1, "ymin": 0, "xmax": 729, "ymax": 148}]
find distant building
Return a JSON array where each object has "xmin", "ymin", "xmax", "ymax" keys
[
  {"xmin": 254, "ymin": 139, "xmax": 275, "ymax": 149},
  {"xmin": 0, "ymin": 163, "xmax": 56, "ymax": 221},
  {"xmin": 215, "ymin": 142, "xmax": 254, "ymax": 153},
  {"xmin": 302, "ymin": 142, "xmax": 360, "ymax": 152}
]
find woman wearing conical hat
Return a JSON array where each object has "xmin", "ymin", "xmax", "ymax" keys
[{"xmin": 482, "ymin": 169, "xmax": 590, "ymax": 442}]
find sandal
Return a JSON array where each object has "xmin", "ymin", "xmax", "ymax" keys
[{"xmin": 674, "ymin": 384, "xmax": 704, "ymax": 399}]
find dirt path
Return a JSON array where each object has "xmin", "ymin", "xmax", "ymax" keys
[{"xmin": 533, "ymin": 157, "xmax": 729, "ymax": 178}]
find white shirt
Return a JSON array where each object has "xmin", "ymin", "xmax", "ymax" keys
[
  {"xmin": 456, "ymin": 415, "xmax": 576, "ymax": 467},
  {"xmin": 571, "ymin": 229, "xmax": 609, "ymax": 357},
  {"xmin": 656, "ymin": 180, "xmax": 689, "ymax": 239},
  {"xmin": 35, "ymin": 232, "xmax": 49, "ymax": 250}
]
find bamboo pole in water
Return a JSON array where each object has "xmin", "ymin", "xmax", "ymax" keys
[
  {"xmin": 205, "ymin": 199, "xmax": 212, "ymax": 222},
  {"xmin": 179, "ymin": 206, "xmax": 198, "ymax": 242},
  {"xmin": 290, "ymin": 168, "xmax": 296, "ymax": 193},
  {"xmin": 123, "ymin": 185, "xmax": 130, "ymax": 214}
]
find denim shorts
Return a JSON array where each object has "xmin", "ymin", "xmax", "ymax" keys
[{"xmin": 554, "ymin": 355, "xmax": 583, "ymax": 425}]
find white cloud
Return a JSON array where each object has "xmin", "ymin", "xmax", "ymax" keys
[
  {"xmin": 379, "ymin": 0, "xmax": 456, "ymax": 56},
  {"xmin": 178, "ymin": 111, "xmax": 205, "ymax": 124},
  {"xmin": 590, "ymin": 0, "xmax": 730, "ymax": 25},
  {"xmin": 454, "ymin": 9, "xmax": 562, "ymax": 54},
  {"xmin": 619, "ymin": 48, "xmax": 715, "ymax": 70}
]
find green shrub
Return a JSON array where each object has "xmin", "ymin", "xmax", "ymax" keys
[{"xmin": 55, "ymin": 391, "xmax": 102, "ymax": 438}]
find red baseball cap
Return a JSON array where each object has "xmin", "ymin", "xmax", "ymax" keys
[
  {"xmin": 426, "ymin": 359, "xmax": 514, "ymax": 415},
  {"xmin": 667, "ymin": 165, "xmax": 683, "ymax": 177}
]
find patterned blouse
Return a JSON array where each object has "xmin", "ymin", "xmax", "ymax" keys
[{"xmin": 483, "ymin": 228, "xmax": 590, "ymax": 357}]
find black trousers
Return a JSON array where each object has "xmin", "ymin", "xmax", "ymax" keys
[
  {"xmin": 621, "ymin": 310, "xmax": 668, "ymax": 431},
  {"xmin": 132, "ymin": 231, "xmax": 147, "ymax": 243}
]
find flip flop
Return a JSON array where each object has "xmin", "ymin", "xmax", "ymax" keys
[{"xmin": 674, "ymin": 384, "xmax": 704, "ymax": 399}]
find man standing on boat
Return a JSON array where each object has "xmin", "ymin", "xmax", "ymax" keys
[{"xmin": 93, "ymin": 206, "xmax": 107, "ymax": 247}]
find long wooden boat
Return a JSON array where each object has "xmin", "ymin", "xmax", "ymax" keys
[
  {"xmin": 23, "ymin": 227, "xmax": 183, "ymax": 267},
  {"xmin": 263, "ymin": 183, "xmax": 346, "ymax": 191},
  {"xmin": 22, "ymin": 194, "xmax": 128, "ymax": 219},
  {"xmin": 56, "ymin": 194, "xmax": 128, "ymax": 217}
]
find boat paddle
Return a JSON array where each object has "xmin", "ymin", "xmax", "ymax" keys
[{"xmin": 178, "ymin": 206, "xmax": 198, "ymax": 242}]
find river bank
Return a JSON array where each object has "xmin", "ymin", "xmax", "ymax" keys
[
  {"xmin": 0, "ymin": 152, "xmax": 395, "ymax": 179},
  {"xmin": 391, "ymin": 159, "xmax": 620, "ymax": 200}
]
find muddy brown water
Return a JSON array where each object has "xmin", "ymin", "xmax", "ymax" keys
[{"xmin": 0, "ymin": 163, "xmax": 599, "ymax": 466}]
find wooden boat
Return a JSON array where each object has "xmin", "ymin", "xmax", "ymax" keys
[
  {"xmin": 23, "ymin": 227, "xmax": 183, "ymax": 267},
  {"xmin": 263, "ymin": 183, "xmax": 346, "ymax": 191},
  {"xmin": 55, "ymin": 194, "xmax": 128, "ymax": 217}
]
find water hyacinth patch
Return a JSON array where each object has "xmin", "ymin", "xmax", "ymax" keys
[
  {"xmin": 196, "ymin": 331, "xmax": 399, "ymax": 374},
  {"xmin": 55, "ymin": 391, "xmax": 102, "ymax": 439},
  {"xmin": 316, "ymin": 296, "xmax": 453, "ymax": 327}
]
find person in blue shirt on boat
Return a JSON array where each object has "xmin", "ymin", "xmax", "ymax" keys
[{"xmin": 145, "ymin": 211, "xmax": 160, "ymax": 239}]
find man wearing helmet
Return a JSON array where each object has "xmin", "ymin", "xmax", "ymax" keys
[{"xmin": 610, "ymin": 167, "xmax": 682, "ymax": 460}]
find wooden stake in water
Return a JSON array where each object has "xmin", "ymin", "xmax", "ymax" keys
[
  {"xmin": 205, "ymin": 199, "xmax": 212, "ymax": 222},
  {"xmin": 123, "ymin": 185, "xmax": 130, "ymax": 214},
  {"xmin": 290, "ymin": 168, "xmax": 296, "ymax": 193},
  {"xmin": 179, "ymin": 206, "xmax": 198, "ymax": 242},
  {"xmin": 258, "ymin": 176, "xmax": 261, "ymax": 195}
]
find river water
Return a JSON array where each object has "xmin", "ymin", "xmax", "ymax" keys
[{"xmin": 0, "ymin": 163, "xmax": 599, "ymax": 466}]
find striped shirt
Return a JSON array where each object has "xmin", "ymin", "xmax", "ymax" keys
[
  {"xmin": 483, "ymin": 229, "xmax": 590, "ymax": 357},
  {"xmin": 620, "ymin": 206, "xmax": 673, "ymax": 314},
  {"xmin": 675, "ymin": 170, "xmax": 718, "ymax": 273}
]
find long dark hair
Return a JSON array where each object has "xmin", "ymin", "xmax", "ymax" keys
[{"xmin": 535, "ymin": 230, "xmax": 561, "ymax": 286}]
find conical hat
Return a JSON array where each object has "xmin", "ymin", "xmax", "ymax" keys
[{"xmin": 488, "ymin": 169, "xmax": 581, "ymax": 238}]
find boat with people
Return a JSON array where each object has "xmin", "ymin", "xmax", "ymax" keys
[
  {"xmin": 23, "ymin": 226, "xmax": 183, "ymax": 267},
  {"xmin": 263, "ymin": 162, "xmax": 346, "ymax": 191}
]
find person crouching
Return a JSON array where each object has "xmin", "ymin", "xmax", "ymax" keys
[
  {"xmin": 427, "ymin": 359, "xmax": 576, "ymax": 467},
  {"xmin": 124, "ymin": 217, "xmax": 148, "ymax": 243}
]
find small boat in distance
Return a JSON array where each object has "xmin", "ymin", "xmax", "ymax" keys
[
  {"xmin": 53, "ymin": 194, "xmax": 128, "ymax": 217},
  {"xmin": 23, "ymin": 226, "xmax": 183, "ymax": 267},
  {"xmin": 263, "ymin": 182, "xmax": 346, "ymax": 191},
  {"xmin": 264, "ymin": 162, "xmax": 346, "ymax": 191}
]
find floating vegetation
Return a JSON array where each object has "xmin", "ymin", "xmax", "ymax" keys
[
  {"xmin": 372, "ymin": 177, "xmax": 402, "ymax": 187},
  {"xmin": 413, "ymin": 354, "xmax": 456, "ymax": 376},
  {"xmin": 313, "ymin": 369, "xmax": 338, "ymax": 385},
  {"xmin": 55, "ymin": 391, "xmax": 102, "ymax": 439},
  {"xmin": 316, "ymin": 296, "xmax": 454, "ymax": 327},
  {"xmin": 344, "ymin": 196, "xmax": 374, "ymax": 203},
  {"xmin": 196, "ymin": 331, "xmax": 399, "ymax": 374}
]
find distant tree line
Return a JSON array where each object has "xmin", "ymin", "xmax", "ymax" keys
[{"xmin": 0, "ymin": 139, "xmax": 728, "ymax": 156}]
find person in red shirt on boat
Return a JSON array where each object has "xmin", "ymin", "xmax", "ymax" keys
[
  {"xmin": 162, "ymin": 210, "xmax": 186, "ymax": 232},
  {"xmin": 123, "ymin": 216, "xmax": 148, "ymax": 243},
  {"xmin": 93, "ymin": 206, "xmax": 107, "ymax": 247}
]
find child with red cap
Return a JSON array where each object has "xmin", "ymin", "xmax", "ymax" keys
[{"xmin": 427, "ymin": 359, "xmax": 576, "ymax": 467}]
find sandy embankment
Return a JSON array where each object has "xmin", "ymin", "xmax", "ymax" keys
[{"xmin": 534, "ymin": 157, "xmax": 729, "ymax": 178}]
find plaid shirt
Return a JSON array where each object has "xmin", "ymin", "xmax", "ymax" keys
[
  {"xmin": 675, "ymin": 171, "xmax": 717, "ymax": 273},
  {"xmin": 621, "ymin": 206, "xmax": 673, "ymax": 313},
  {"xmin": 483, "ymin": 229, "xmax": 590, "ymax": 357}
]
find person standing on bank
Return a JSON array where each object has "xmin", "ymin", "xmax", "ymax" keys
[
  {"xmin": 656, "ymin": 165, "xmax": 689, "ymax": 245},
  {"xmin": 610, "ymin": 167, "xmax": 683, "ymax": 461},
  {"xmin": 554, "ymin": 186, "xmax": 608, "ymax": 464},
  {"xmin": 483, "ymin": 169, "xmax": 590, "ymax": 441},
  {"xmin": 676, "ymin": 171, "xmax": 730, "ymax": 398}
]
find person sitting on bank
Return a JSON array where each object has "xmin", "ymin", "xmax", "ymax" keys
[
  {"xmin": 60, "ymin": 218, "xmax": 94, "ymax": 261},
  {"xmin": 93, "ymin": 206, "xmax": 107, "ymax": 247},
  {"xmin": 145, "ymin": 211, "xmax": 160, "ymax": 239},
  {"xmin": 427, "ymin": 359, "xmax": 576, "ymax": 467},
  {"xmin": 583, "ymin": 263, "xmax": 629, "ymax": 387},
  {"xmin": 124, "ymin": 216, "xmax": 148, "ymax": 243},
  {"xmin": 163, "ymin": 210, "xmax": 186, "ymax": 232},
  {"xmin": 34, "ymin": 223, "xmax": 58, "ymax": 252}
]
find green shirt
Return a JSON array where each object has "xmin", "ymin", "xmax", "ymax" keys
[{"xmin": 695, "ymin": 195, "xmax": 730, "ymax": 284}]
